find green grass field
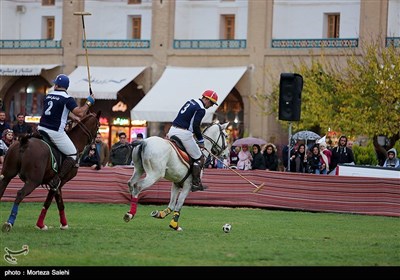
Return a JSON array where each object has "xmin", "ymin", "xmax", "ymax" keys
[{"xmin": 0, "ymin": 202, "xmax": 399, "ymax": 268}]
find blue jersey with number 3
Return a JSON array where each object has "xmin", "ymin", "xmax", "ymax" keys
[
  {"xmin": 39, "ymin": 89, "xmax": 78, "ymax": 132},
  {"xmin": 172, "ymin": 98, "xmax": 206, "ymax": 142}
]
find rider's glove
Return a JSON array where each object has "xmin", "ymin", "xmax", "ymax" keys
[{"xmin": 86, "ymin": 95, "xmax": 95, "ymax": 107}]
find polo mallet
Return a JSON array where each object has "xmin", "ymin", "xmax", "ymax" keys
[
  {"xmin": 73, "ymin": 11, "xmax": 93, "ymax": 95},
  {"xmin": 204, "ymin": 147, "xmax": 265, "ymax": 193}
]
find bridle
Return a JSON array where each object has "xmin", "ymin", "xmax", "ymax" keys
[{"xmin": 202, "ymin": 123, "xmax": 227, "ymax": 156}]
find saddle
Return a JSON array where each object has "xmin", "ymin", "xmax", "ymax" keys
[
  {"xmin": 168, "ymin": 135, "xmax": 193, "ymax": 167},
  {"xmin": 32, "ymin": 131, "xmax": 65, "ymax": 172}
]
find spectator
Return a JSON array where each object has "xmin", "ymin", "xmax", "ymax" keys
[
  {"xmin": 228, "ymin": 146, "xmax": 240, "ymax": 168},
  {"xmin": 216, "ymin": 155, "xmax": 227, "ymax": 169},
  {"xmin": 0, "ymin": 129, "xmax": 15, "ymax": 164},
  {"xmin": 383, "ymin": 148, "xmax": 399, "ymax": 169},
  {"xmin": 110, "ymin": 132, "xmax": 132, "ymax": 166},
  {"xmin": 94, "ymin": 132, "xmax": 110, "ymax": 167},
  {"xmin": 12, "ymin": 112, "xmax": 33, "ymax": 140},
  {"xmin": 0, "ymin": 110, "xmax": 11, "ymax": 137},
  {"xmin": 80, "ymin": 144, "xmax": 101, "ymax": 170},
  {"xmin": 263, "ymin": 143, "xmax": 279, "ymax": 171},
  {"xmin": 306, "ymin": 144, "xmax": 322, "ymax": 174},
  {"xmin": 282, "ymin": 139, "xmax": 296, "ymax": 171},
  {"xmin": 237, "ymin": 144, "xmax": 253, "ymax": 170},
  {"xmin": 131, "ymin": 132, "xmax": 144, "ymax": 145},
  {"xmin": 318, "ymin": 141, "xmax": 331, "ymax": 174},
  {"xmin": 346, "ymin": 140, "xmax": 354, "ymax": 149},
  {"xmin": 330, "ymin": 135, "xmax": 355, "ymax": 174},
  {"xmin": 251, "ymin": 144, "xmax": 266, "ymax": 170},
  {"xmin": 290, "ymin": 143, "xmax": 307, "ymax": 173}
]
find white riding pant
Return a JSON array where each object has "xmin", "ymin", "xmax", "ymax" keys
[
  {"xmin": 167, "ymin": 126, "xmax": 202, "ymax": 160},
  {"xmin": 38, "ymin": 126, "xmax": 78, "ymax": 160}
]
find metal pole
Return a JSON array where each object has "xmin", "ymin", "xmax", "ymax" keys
[{"xmin": 287, "ymin": 122, "xmax": 292, "ymax": 172}]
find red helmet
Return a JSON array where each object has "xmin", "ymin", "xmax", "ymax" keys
[{"xmin": 202, "ymin": 90, "xmax": 218, "ymax": 105}]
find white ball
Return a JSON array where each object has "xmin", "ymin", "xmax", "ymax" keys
[{"xmin": 222, "ymin": 223, "xmax": 231, "ymax": 233}]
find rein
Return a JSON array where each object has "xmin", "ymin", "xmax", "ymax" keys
[
  {"xmin": 202, "ymin": 123, "xmax": 227, "ymax": 156},
  {"xmin": 71, "ymin": 113, "xmax": 100, "ymax": 146}
]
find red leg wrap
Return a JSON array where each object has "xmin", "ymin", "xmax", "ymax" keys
[
  {"xmin": 129, "ymin": 197, "xmax": 138, "ymax": 215},
  {"xmin": 59, "ymin": 209, "xmax": 67, "ymax": 226},
  {"xmin": 36, "ymin": 207, "xmax": 47, "ymax": 228}
]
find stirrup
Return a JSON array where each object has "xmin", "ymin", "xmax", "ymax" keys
[{"xmin": 49, "ymin": 177, "xmax": 61, "ymax": 191}]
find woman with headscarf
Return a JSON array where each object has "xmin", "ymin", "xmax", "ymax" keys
[
  {"xmin": 263, "ymin": 143, "xmax": 279, "ymax": 171},
  {"xmin": 0, "ymin": 129, "xmax": 15, "ymax": 164},
  {"xmin": 290, "ymin": 143, "xmax": 307, "ymax": 173},
  {"xmin": 236, "ymin": 144, "xmax": 253, "ymax": 170},
  {"xmin": 251, "ymin": 144, "xmax": 266, "ymax": 170}
]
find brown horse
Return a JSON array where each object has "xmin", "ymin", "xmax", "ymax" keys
[{"xmin": 0, "ymin": 111, "xmax": 100, "ymax": 232}]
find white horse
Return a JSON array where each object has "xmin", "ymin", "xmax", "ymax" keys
[{"xmin": 123, "ymin": 122, "xmax": 229, "ymax": 231}]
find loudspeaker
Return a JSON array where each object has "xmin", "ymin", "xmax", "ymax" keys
[{"xmin": 279, "ymin": 73, "xmax": 303, "ymax": 121}]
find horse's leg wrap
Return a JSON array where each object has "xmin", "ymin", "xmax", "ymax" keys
[
  {"xmin": 169, "ymin": 211, "xmax": 180, "ymax": 230},
  {"xmin": 7, "ymin": 203, "xmax": 19, "ymax": 225},
  {"xmin": 59, "ymin": 209, "xmax": 68, "ymax": 229},
  {"xmin": 151, "ymin": 207, "xmax": 172, "ymax": 219},
  {"xmin": 191, "ymin": 155, "xmax": 207, "ymax": 192},
  {"xmin": 48, "ymin": 157, "xmax": 76, "ymax": 191},
  {"xmin": 129, "ymin": 196, "xmax": 138, "ymax": 215},
  {"xmin": 36, "ymin": 207, "xmax": 48, "ymax": 229}
]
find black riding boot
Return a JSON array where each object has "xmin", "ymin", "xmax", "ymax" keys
[
  {"xmin": 191, "ymin": 156, "xmax": 208, "ymax": 192},
  {"xmin": 48, "ymin": 157, "xmax": 77, "ymax": 191}
]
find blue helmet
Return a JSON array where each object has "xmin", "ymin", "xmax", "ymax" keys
[{"xmin": 52, "ymin": 74, "xmax": 70, "ymax": 89}]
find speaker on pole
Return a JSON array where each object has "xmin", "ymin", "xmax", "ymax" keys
[{"xmin": 279, "ymin": 73, "xmax": 303, "ymax": 121}]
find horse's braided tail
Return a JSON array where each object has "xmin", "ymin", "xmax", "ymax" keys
[
  {"xmin": 132, "ymin": 141, "xmax": 145, "ymax": 169},
  {"xmin": 18, "ymin": 135, "xmax": 31, "ymax": 153}
]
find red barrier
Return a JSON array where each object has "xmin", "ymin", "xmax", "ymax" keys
[{"xmin": 1, "ymin": 166, "xmax": 399, "ymax": 217}]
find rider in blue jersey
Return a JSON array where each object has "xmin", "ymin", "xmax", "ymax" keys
[
  {"xmin": 38, "ymin": 74, "xmax": 95, "ymax": 191},
  {"xmin": 167, "ymin": 90, "xmax": 218, "ymax": 192}
]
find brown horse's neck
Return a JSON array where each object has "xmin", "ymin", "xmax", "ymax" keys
[{"xmin": 67, "ymin": 113, "xmax": 99, "ymax": 153}]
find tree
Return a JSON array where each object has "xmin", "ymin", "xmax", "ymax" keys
[{"xmin": 260, "ymin": 40, "xmax": 400, "ymax": 151}]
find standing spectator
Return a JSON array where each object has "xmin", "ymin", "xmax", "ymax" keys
[
  {"xmin": 290, "ymin": 143, "xmax": 307, "ymax": 173},
  {"xmin": 12, "ymin": 112, "xmax": 33, "ymax": 140},
  {"xmin": 236, "ymin": 144, "xmax": 253, "ymax": 170},
  {"xmin": 94, "ymin": 132, "xmax": 109, "ymax": 167},
  {"xmin": 318, "ymin": 141, "xmax": 331, "ymax": 174},
  {"xmin": 131, "ymin": 132, "xmax": 144, "ymax": 145},
  {"xmin": 263, "ymin": 143, "xmax": 279, "ymax": 171},
  {"xmin": 80, "ymin": 143, "xmax": 101, "ymax": 170},
  {"xmin": 0, "ymin": 129, "xmax": 15, "ymax": 163},
  {"xmin": 251, "ymin": 144, "xmax": 266, "ymax": 170},
  {"xmin": 330, "ymin": 135, "xmax": 355, "ymax": 174},
  {"xmin": 110, "ymin": 132, "xmax": 132, "ymax": 166},
  {"xmin": 0, "ymin": 110, "xmax": 11, "ymax": 137},
  {"xmin": 228, "ymin": 146, "xmax": 240, "ymax": 168},
  {"xmin": 346, "ymin": 140, "xmax": 354, "ymax": 149},
  {"xmin": 383, "ymin": 148, "xmax": 399, "ymax": 169}
]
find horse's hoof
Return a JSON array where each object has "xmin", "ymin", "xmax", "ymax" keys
[
  {"xmin": 151, "ymin": 210, "xmax": 162, "ymax": 218},
  {"xmin": 123, "ymin": 213, "xmax": 133, "ymax": 222},
  {"xmin": 60, "ymin": 224, "xmax": 69, "ymax": 230},
  {"xmin": 2, "ymin": 222, "xmax": 13, "ymax": 232},
  {"xmin": 36, "ymin": 225, "xmax": 48, "ymax": 231},
  {"xmin": 169, "ymin": 225, "xmax": 183, "ymax": 231}
]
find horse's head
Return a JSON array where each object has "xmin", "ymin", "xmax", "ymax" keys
[
  {"xmin": 202, "ymin": 122, "xmax": 229, "ymax": 156},
  {"xmin": 68, "ymin": 111, "xmax": 101, "ymax": 153}
]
